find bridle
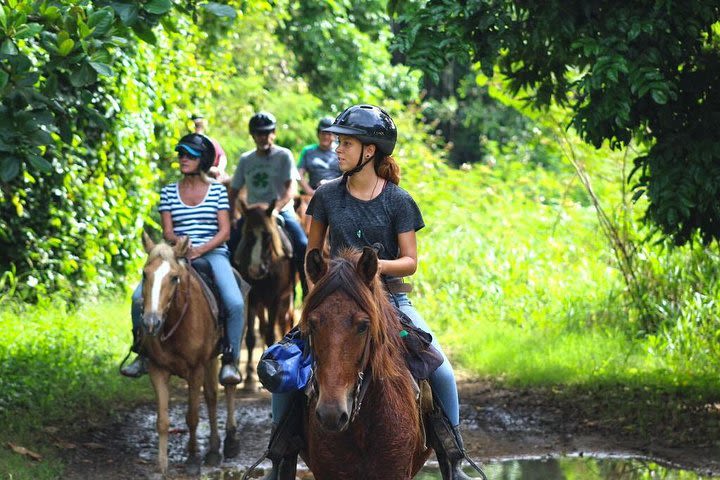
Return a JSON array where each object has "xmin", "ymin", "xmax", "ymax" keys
[
  {"xmin": 142, "ymin": 259, "xmax": 190, "ymax": 342},
  {"xmin": 308, "ymin": 319, "xmax": 373, "ymax": 424}
]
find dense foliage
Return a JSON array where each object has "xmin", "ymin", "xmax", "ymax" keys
[
  {"xmin": 0, "ymin": 0, "xmax": 237, "ymax": 300},
  {"xmin": 393, "ymin": 1, "xmax": 720, "ymax": 245}
]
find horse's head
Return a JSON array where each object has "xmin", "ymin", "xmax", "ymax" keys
[
  {"xmin": 233, "ymin": 199, "xmax": 286, "ymax": 280},
  {"xmin": 140, "ymin": 232, "xmax": 189, "ymax": 336},
  {"xmin": 302, "ymin": 247, "xmax": 406, "ymax": 432}
]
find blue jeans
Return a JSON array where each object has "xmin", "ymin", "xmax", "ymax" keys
[
  {"xmin": 270, "ymin": 293, "xmax": 461, "ymax": 426},
  {"xmin": 131, "ymin": 248, "xmax": 245, "ymax": 361}
]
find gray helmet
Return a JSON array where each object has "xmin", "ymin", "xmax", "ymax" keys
[
  {"xmin": 249, "ymin": 111, "xmax": 276, "ymax": 134},
  {"xmin": 323, "ymin": 104, "xmax": 397, "ymax": 155},
  {"xmin": 175, "ymin": 133, "xmax": 216, "ymax": 172},
  {"xmin": 317, "ymin": 116, "xmax": 334, "ymax": 132}
]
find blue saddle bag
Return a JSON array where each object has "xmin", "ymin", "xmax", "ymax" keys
[{"xmin": 257, "ymin": 326, "xmax": 313, "ymax": 393}]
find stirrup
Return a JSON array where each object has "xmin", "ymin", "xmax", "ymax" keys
[
  {"xmin": 219, "ymin": 363, "xmax": 242, "ymax": 385},
  {"xmin": 120, "ymin": 354, "xmax": 148, "ymax": 378}
]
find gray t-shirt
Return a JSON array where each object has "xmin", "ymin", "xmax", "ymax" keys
[
  {"xmin": 231, "ymin": 146, "xmax": 298, "ymax": 211},
  {"xmin": 306, "ymin": 177, "xmax": 424, "ymax": 262},
  {"xmin": 298, "ymin": 144, "xmax": 342, "ymax": 189}
]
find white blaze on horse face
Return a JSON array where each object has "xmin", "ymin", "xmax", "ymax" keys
[
  {"xmin": 150, "ymin": 261, "xmax": 171, "ymax": 313},
  {"xmin": 249, "ymin": 227, "xmax": 263, "ymax": 269}
]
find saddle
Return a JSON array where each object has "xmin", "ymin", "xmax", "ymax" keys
[{"xmin": 190, "ymin": 258, "xmax": 251, "ymax": 335}]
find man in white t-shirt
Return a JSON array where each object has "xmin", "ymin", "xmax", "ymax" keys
[{"xmin": 228, "ymin": 111, "xmax": 308, "ymax": 296}]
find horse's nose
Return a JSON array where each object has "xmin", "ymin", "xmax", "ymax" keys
[
  {"xmin": 315, "ymin": 403, "xmax": 350, "ymax": 432},
  {"xmin": 143, "ymin": 312, "xmax": 162, "ymax": 336}
]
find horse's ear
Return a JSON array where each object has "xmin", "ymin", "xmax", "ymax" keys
[
  {"xmin": 142, "ymin": 231, "xmax": 155, "ymax": 254},
  {"xmin": 306, "ymin": 248, "xmax": 327, "ymax": 284},
  {"xmin": 173, "ymin": 236, "xmax": 190, "ymax": 258},
  {"xmin": 266, "ymin": 198, "xmax": 277, "ymax": 216},
  {"xmin": 357, "ymin": 247, "xmax": 378, "ymax": 285}
]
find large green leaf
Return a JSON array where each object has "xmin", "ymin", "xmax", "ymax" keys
[
  {"xmin": 144, "ymin": 0, "xmax": 173, "ymax": 15},
  {"xmin": 57, "ymin": 38, "xmax": 75, "ymax": 56},
  {"xmin": 28, "ymin": 154, "xmax": 52, "ymax": 172},
  {"xmin": 0, "ymin": 39, "xmax": 18, "ymax": 55},
  {"xmin": 88, "ymin": 8, "xmax": 115, "ymax": 36},
  {"xmin": 14, "ymin": 23, "xmax": 43, "ymax": 40},
  {"xmin": 132, "ymin": 22, "xmax": 157, "ymax": 44},
  {"xmin": 89, "ymin": 61, "xmax": 113, "ymax": 76},
  {"xmin": 0, "ymin": 70, "xmax": 8, "ymax": 90},
  {"xmin": 203, "ymin": 2, "xmax": 237, "ymax": 19},
  {"xmin": 69, "ymin": 62, "xmax": 97, "ymax": 87},
  {"xmin": 0, "ymin": 156, "xmax": 20, "ymax": 182},
  {"xmin": 110, "ymin": 2, "xmax": 139, "ymax": 25}
]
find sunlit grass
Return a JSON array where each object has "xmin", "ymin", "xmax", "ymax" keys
[{"xmin": 0, "ymin": 296, "xmax": 150, "ymax": 479}]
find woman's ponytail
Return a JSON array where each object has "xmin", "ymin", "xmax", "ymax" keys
[{"xmin": 375, "ymin": 153, "xmax": 400, "ymax": 185}]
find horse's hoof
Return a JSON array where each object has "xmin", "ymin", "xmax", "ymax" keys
[
  {"xmin": 204, "ymin": 450, "xmax": 222, "ymax": 467},
  {"xmin": 223, "ymin": 433, "xmax": 241, "ymax": 458},
  {"xmin": 243, "ymin": 378, "xmax": 258, "ymax": 392},
  {"xmin": 185, "ymin": 456, "xmax": 202, "ymax": 476}
]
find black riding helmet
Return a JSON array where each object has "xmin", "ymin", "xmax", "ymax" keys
[
  {"xmin": 317, "ymin": 116, "xmax": 334, "ymax": 133},
  {"xmin": 175, "ymin": 133, "xmax": 216, "ymax": 173},
  {"xmin": 249, "ymin": 112, "xmax": 277, "ymax": 134},
  {"xmin": 322, "ymin": 104, "xmax": 397, "ymax": 156}
]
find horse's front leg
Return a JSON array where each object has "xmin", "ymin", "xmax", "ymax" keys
[
  {"xmin": 185, "ymin": 367, "xmax": 204, "ymax": 475},
  {"xmin": 202, "ymin": 359, "xmax": 222, "ymax": 466},
  {"xmin": 244, "ymin": 299, "xmax": 258, "ymax": 387},
  {"xmin": 149, "ymin": 366, "xmax": 172, "ymax": 475},
  {"xmin": 222, "ymin": 382, "xmax": 240, "ymax": 458}
]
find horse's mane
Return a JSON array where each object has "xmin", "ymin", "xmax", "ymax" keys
[
  {"xmin": 301, "ymin": 248, "xmax": 416, "ymax": 418},
  {"xmin": 148, "ymin": 243, "xmax": 178, "ymax": 262}
]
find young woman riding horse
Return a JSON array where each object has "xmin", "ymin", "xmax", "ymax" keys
[
  {"xmin": 260, "ymin": 105, "xmax": 482, "ymax": 479},
  {"xmin": 122, "ymin": 133, "xmax": 245, "ymax": 385},
  {"xmin": 120, "ymin": 134, "xmax": 246, "ymax": 473},
  {"xmin": 303, "ymin": 247, "xmax": 431, "ymax": 479}
]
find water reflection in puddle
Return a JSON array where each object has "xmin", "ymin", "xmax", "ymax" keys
[
  {"xmin": 416, "ymin": 457, "xmax": 711, "ymax": 479},
  {"xmin": 206, "ymin": 457, "xmax": 712, "ymax": 479}
]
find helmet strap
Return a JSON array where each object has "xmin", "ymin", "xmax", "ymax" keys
[{"xmin": 344, "ymin": 145, "xmax": 373, "ymax": 179}]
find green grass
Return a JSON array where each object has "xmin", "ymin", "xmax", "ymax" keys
[
  {"xmin": 0, "ymin": 296, "xmax": 151, "ymax": 479},
  {"xmin": 2, "ymin": 119, "xmax": 720, "ymax": 478}
]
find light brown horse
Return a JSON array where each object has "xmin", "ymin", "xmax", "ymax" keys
[
  {"xmin": 232, "ymin": 200, "xmax": 295, "ymax": 384},
  {"xmin": 300, "ymin": 247, "xmax": 431, "ymax": 479},
  {"xmin": 139, "ymin": 233, "xmax": 239, "ymax": 475}
]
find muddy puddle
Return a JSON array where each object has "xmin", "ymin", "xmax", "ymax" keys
[{"xmin": 104, "ymin": 383, "xmax": 717, "ymax": 480}]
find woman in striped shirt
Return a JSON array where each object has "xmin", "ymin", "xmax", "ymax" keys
[{"xmin": 121, "ymin": 133, "xmax": 245, "ymax": 386}]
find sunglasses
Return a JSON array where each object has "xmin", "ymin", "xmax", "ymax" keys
[{"xmin": 178, "ymin": 152, "xmax": 200, "ymax": 160}]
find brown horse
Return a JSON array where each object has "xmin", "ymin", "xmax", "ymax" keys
[
  {"xmin": 139, "ymin": 233, "xmax": 239, "ymax": 475},
  {"xmin": 232, "ymin": 200, "xmax": 295, "ymax": 384},
  {"xmin": 300, "ymin": 247, "xmax": 431, "ymax": 479}
]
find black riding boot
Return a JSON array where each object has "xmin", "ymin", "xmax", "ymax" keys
[
  {"xmin": 120, "ymin": 329, "xmax": 148, "ymax": 378},
  {"xmin": 427, "ymin": 410, "xmax": 486, "ymax": 480},
  {"xmin": 243, "ymin": 394, "xmax": 303, "ymax": 480},
  {"xmin": 219, "ymin": 346, "xmax": 242, "ymax": 386}
]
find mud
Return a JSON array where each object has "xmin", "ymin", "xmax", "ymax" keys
[{"xmin": 57, "ymin": 377, "xmax": 720, "ymax": 480}]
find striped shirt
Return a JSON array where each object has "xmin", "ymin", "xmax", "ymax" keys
[{"xmin": 158, "ymin": 182, "xmax": 229, "ymax": 253}]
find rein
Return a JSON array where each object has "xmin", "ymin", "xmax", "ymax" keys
[{"xmin": 159, "ymin": 266, "xmax": 190, "ymax": 342}]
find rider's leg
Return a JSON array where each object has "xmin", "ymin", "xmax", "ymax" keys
[
  {"xmin": 228, "ymin": 217, "xmax": 245, "ymax": 260},
  {"xmin": 395, "ymin": 294, "xmax": 459, "ymax": 425},
  {"xmin": 395, "ymin": 294, "xmax": 480, "ymax": 480},
  {"xmin": 205, "ymin": 249, "xmax": 245, "ymax": 385},
  {"xmin": 120, "ymin": 282, "xmax": 148, "ymax": 378},
  {"xmin": 261, "ymin": 391, "xmax": 302, "ymax": 480},
  {"xmin": 278, "ymin": 210, "xmax": 308, "ymax": 298}
]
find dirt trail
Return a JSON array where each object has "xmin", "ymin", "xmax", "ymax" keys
[{"xmin": 58, "ymin": 377, "xmax": 720, "ymax": 479}]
